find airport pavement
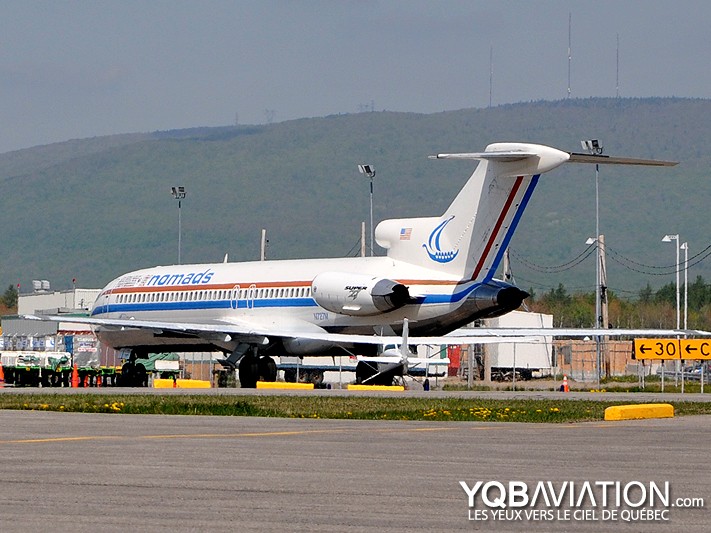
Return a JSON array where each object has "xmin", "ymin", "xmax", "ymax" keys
[{"xmin": 0, "ymin": 410, "xmax": 708, "ymax": 532}]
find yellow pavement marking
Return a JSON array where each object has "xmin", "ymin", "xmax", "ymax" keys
[{"xmin": 0, "ymin": 419, "xmax": 626, "ymax": 445}]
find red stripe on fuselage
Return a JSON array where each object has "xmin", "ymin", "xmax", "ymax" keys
[
  {"xmin": 103, "ymin": 278, "xmax": 464, "ymax": 296},
  {"xmin": 470, "ymin": 176, "xmax": 524, "ymax": 281}
]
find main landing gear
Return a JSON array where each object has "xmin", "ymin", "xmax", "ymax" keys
[
  {"xmin": 237, "ymin": 353, "xmax": 277, "ymax": 388},
  {"xmin": 120, "ymin": 351, "xmax": 148, "ymax": 387}
]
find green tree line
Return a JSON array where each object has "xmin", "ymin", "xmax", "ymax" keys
[{"xmin": 528, "ymin": 276, "xmax": 711, "ymax": 330}]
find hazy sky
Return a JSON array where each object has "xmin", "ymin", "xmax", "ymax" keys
[{"xmin": 1, "ymin": 0, "xmax": 709, "ymax": 154}]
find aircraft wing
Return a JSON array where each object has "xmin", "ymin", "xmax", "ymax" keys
[
  {"xmin": 23, "ymin": 315, "xmax": 710, "ymax": 350},
  {"xmin": 24, "ymin": 314, "xmax": 274, "ymax": 343},
  {"xmin": 356, "ymin": 355, "xmax": 451, "ymax": 366},
  {"xmin": 22, "ymin": 313, "xmax": 540, "ymax": 347}
]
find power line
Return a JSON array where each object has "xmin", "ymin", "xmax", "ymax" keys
[
  {"xmin": 509, "ymin": 247, "xmax": 595, "ymax": 273},
  {"xmin": 605, "ymin": 243, "xmax": 711, "ymax": 276}
]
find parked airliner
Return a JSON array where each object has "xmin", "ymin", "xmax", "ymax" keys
[{"xmin": 29, "ymin": 142, "xmax": 684, "ymax": 387}]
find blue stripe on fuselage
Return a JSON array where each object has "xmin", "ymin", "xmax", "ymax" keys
[
  {"xmin": 91, "ymin": 298, "xmax": 317, "ymax": 316},
  {"xmin": 91, "ymin": 285, "xmax": 486, "ymax": 317}
]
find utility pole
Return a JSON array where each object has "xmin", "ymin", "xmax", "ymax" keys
[{"xmin": 599, "ymin": 234, "xmax": 610, "ymax": 378}]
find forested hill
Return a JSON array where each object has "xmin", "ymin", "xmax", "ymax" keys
[{"xmin": 0, "ymin": 97, "xmax": 709, "ymax": 299}]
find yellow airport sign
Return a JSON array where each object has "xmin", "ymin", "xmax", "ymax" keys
[
  {"xmin": 680, "ymin": 339, "xmax": 711, "ymax": 360},
  {"xmin": 633, "ymin": 339, "xmax": 681, "ymax": 360},
  {"xmin": 634, "ymin": 338, "xmax": 711, "ymax": 360}
]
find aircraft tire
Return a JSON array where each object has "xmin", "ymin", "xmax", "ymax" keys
[
  {"xmin": 121, "ymin": 363, "xmax": 136, "ymax": 387},
  {"xmin": 258, "ymin": 356, "xmax": 277, "ymax": 382},
  {"xmin": 239, "ymin": 355, "xmax": 259, "ymax": 388},
  {"xmin": 135, "ymin": 363, "xmax": 148, "ymax": 387}
]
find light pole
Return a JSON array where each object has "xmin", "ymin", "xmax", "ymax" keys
[
  {"xmin": 680, "ymin": 242, "xmax": 688, "ymax": 330},
  {"xmin": 582, "ymin": 139, "xmax": 603, "ymax": 386},
  {"xmin": 357, "ymin": 164, "xmax": 375, "ymax": 257},
  {"xmin": 662, "ymin": 233, "xmax": 680, "ymax": 387},
  {"xmin": 171, "ymin": 186, "xmax": 186, "ymax": 264},
  {"xmin": 681, "ymin": 241, "xmax": 689, "ymax": 393},
  {"xmin": 662, "ymin": 234, "xmax": 680, "ymax": 329}
]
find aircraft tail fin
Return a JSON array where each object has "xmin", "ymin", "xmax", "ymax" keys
[
  {"xmin": 376, "ymin": 143, "xmax": 568, "ymax": 280},
  {"xmin": 376, "ymin": 143, "xmax": 677, "ymax": 282}
]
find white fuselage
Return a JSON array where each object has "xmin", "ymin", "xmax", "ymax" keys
[{"xmin": 90, "ymin": 256, "xmax": 485, "ymax": 352}]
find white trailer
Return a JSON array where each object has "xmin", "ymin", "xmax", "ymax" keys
[{"xmin": 482, "ymin": 311, "xmax": 554, "ymax": 380}]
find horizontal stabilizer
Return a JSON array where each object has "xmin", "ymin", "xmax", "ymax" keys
[
  {"xmin": 429, "ymin": 151, "xmax": 537, "ymax": 162},
  {"xmin": 431, "ymin": 151, "xmax": 677, "ymax": 167},
  {"xmin": 566, "ymin": 152, "xmax": 677, "ymax": 166}
]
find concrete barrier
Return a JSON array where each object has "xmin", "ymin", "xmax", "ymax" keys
[
  {"xmin": 347, "ymin": 384, "xmax": 406, "ymax": 392},
  {"xmin": 604, "ymin": 403, "xmax": 674, "ymax": 421},
  {"xmin": 153, "ymin": 378, "xmax": 211, "ymax": 389},
  {"xmin": 256, "ymin": 381, "xmax": 314, "ymax": 390}
]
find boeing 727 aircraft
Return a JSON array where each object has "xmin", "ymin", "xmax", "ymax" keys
[{"xmin": 29, "ymin": 142, "xmax": 683, "ymax": 387}]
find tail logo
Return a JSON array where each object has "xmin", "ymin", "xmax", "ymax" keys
[{"xmin": 423, "ymin": 216, "xmax": 459, "ymax": 263}]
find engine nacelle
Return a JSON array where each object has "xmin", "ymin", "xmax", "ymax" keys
[
  {"xmin": 466, "ymin": 281, "xmax": 529, "ymax": 319},
  {"xmin": 311, "ymin": 272, "xmax": 411, "ymax": 316}
]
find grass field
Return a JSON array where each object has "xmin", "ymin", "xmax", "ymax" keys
[{"xmin": 1, "ymin": 394, "xmax": 710, "ymax": 423}]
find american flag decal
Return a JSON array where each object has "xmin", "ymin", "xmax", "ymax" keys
[{"xmin": 400, "ymin": 227, "xmax": 412, "ymax": 240}]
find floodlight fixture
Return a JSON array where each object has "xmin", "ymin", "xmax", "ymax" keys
[
  {"xmin": 580, "ymin": 139, "xmax": 603, "ymax": 155},
  {"xmin": 358, "ymin": 164, "xmax": 375, "ymax": 178},
  {"xmin": 171, "ymin": 186, "xmax": 186, "ymax": 200}
]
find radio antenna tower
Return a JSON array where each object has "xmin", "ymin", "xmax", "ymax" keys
[
  {"xmin": 616, "ymin": 33, "xmax": 620, "ymax": 98},
  {"xmin": 489, "ymin": 44, "xmax": 493, "ymax": 108},
  {"xmin": 567, "ymin": 12, "xmax": 572, "ymax": 98}
]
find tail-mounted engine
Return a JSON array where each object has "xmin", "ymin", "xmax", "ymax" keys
[
  {"xmin": 466, "ymin": 281, "xmax": 529, "ymax": 319},
  {"xmin": 311, "ymin": 272, "xmax": 411, "ymax": 316}
]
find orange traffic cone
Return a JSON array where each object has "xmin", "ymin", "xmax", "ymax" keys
[
  {"xmin": 96, "ymin": 375, "xmax": 102, "ymax": 388},
  {"xmin": 0, "ymin": 364, "xmax": 5, "ymax": 388},
  {"xmin": 71, "ymin": 365, "xmax": 79, "ymax": 388},
  {"xmin": 563, "ymin": 374, "xmax": 570, "ymax": 393}
]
